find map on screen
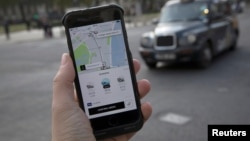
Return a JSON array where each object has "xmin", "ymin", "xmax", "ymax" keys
[{"xmin": 70, "ymin": 20, "xmax": 128, "ymax": 73}]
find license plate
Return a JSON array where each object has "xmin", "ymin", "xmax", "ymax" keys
[{"xmin": 155, "ymin": 53, "xmax": 176, "ymax": 60}]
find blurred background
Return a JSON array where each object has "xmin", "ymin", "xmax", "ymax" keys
[
  {"xmin": 0, "ymin": 0, "xmax": 165, "ymax": 37},
  {"xmin": 0, "ymin": 0, "xmax": 249, "ymax": 141}
]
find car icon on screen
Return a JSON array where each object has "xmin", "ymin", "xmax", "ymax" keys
[{"xmin": 101, "ymin": 78, "xmax": 111, "ymax": 89}]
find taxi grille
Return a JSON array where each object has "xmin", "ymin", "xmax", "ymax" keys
[{"xmin": 156, "ymin": 36, "xmax": 174, "ymax": 46}]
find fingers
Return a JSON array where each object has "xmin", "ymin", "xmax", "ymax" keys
[
  {"xmin": 133, "ymin": 59, "xmax": 151, "ymax": 99},
  {"xmin": 133, "ymin": 59, "xmax": 141, "ymax": 74},
  {"xmin": 141, "ymin": 102, "xmax": 153, "ymax": 122},
  {"xmin": 125, "ymin": 102, "xmax": 153, "ymax": 140},
  {"xmin": 138, "ymin": 79, "xmax": 151, "ymax": 99},
  {"xmin": 53, "ymin": 53, "xmax": 76, "ymax": 109}
]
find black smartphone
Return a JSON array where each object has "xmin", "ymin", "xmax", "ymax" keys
[{"xmin": 62, "ymin": 5, "xmax": 143, "ymax": 139}]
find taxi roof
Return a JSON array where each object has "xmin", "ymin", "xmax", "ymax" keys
[
  {"xmin": 166, "ymin": 0, "xmax": 207, "ymax": 6},
  {"xmin": 165, "ymin": 0, "xmax": 227, "ymax": 6}
]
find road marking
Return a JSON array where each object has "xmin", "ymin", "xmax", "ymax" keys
[{"xmin": 159, "ymin": 112, "xmax": 191, "ymax": 125}]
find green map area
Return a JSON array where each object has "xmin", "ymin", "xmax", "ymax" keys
[
  {"xmin": 73, "ymin": 36, "xmax": 112, "ymax": 72},
  {"xmin": 74, "ymin": 43, "xmax": 96, "ymax": 72},
  {"xmin": 70, "ymin": 20, "xmax": 126, "ymax": 73}
]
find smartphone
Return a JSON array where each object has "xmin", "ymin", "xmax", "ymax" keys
[{"xmin": 62, "ymin": 5, "xmax": 143, "ymax": 139}]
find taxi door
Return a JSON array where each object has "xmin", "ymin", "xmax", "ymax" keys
[{"xmin": 209, "ymin": 2, "xmax": 230, "ymax": 53}]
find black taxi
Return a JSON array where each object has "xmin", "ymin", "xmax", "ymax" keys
[{"xmin": 139, "ymin": 0, "xmax": 239, "ymax": 68}]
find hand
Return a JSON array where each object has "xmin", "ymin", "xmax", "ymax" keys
[{"xmin": 52, "ymin": 53, "xmax": 152, "ymax": 141}]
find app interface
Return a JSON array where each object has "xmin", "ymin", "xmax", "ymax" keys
[{"xmin": 69, "ymin": 20, "xmax": 137, "ymax": 119}]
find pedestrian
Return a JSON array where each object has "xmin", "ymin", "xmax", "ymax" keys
[
  {"xmin": 41, "ymin": 16, "xmax": 53, "ymax": 38},
  {"xmin": 52, "ymin": 53, "xmax": 152, "ymax": 141},
  {"xmin": 33, "ymin": 13, "xmax": 41, "ymax": 28},
  {"xmin": 25, "ymin": 19, "xmax": 31, "ymax": 31},
  {"xmin": 3, "ymin": 19, "xmax": 10, "ymax": 40}
]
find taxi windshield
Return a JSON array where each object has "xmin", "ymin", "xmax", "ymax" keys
[{"xmin": 160, "ymin": 1, "xmax": 208, "ymax": 23}]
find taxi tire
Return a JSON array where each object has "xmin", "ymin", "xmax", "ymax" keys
[
  {"xmin": 197, "ymin": 43, "xmax": 212, "ymax": 69},
  {"xmin": 229, "ymin": 30, "xmax": 238, "ymax": 51},
  {"xmin": 229, "ymin": 40, "xmax": 237, "ymax": 51},
  {"xmin": 145, "ymin": 61, "xmax": 157, "ymax": 69}
]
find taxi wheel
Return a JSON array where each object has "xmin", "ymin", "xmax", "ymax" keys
[
  {"xmin": 197, "ymin": 43, "xmax": 212, "ymax": 68},
  {"xmin": 145, "ymin": 61, "xmax": 157, "ymax": 69},
  {"xmin": 229, "ymin": 30, "xmax": 238, "ymax": 51}
]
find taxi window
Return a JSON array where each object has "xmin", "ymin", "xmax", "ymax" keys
[
  {"xmin": 210, "ymin": 2, "xmax": 230, "ymax": 18},
  {"xmin": 221, "ymin": 2, "xmax": 233, "ymax": 16}
]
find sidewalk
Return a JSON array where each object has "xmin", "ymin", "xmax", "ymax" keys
[
  {"xmin": 0, "ymin": 26, "xmax": 67, "ymax": 43},
  {"xmin": 0, "ymin": 19, "xmax": 154, "ymax": 44}
]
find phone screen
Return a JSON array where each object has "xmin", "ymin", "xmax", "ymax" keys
[{"xmin": 68, "ymin": 20, "xmax": 137, "ymax": 119}]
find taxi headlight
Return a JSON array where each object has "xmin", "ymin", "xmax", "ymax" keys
[
  {"xmin": 179, "ymin": 34, "xmax": 197, "ymax": 46},
  {"xmin": 140, "ymin": 37, "xmax": 153, "ymax": 48},
  {"xmin": 140, "ymin": 32, "xmax": 155, "ymax": 48}
]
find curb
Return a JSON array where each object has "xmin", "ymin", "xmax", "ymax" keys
[{"xmin": 0, "ymin": 21, "xmax": 152, "ymax": 44}]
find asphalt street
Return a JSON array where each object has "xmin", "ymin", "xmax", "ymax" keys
[{"xmin": 0, "ymin": 9, "xmax": 250, "ymax": 141}]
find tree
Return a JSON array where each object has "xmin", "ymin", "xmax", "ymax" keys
[{"xmin": 0, "ymin": 0, "xmax": 16, "ymax": 16}]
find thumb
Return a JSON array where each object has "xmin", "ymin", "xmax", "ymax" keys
[
  {"xmin": 53, "ymin": 53, "xmax": 76, "ymax": 108},
  {"xmin": 52, "ymin": 54, "xmax": 95, "ymax": 141}
]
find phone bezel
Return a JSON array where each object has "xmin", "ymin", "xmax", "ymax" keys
[{"xmin": 62, "ymin": 5, "xmax": 143, "ymax": 139}]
